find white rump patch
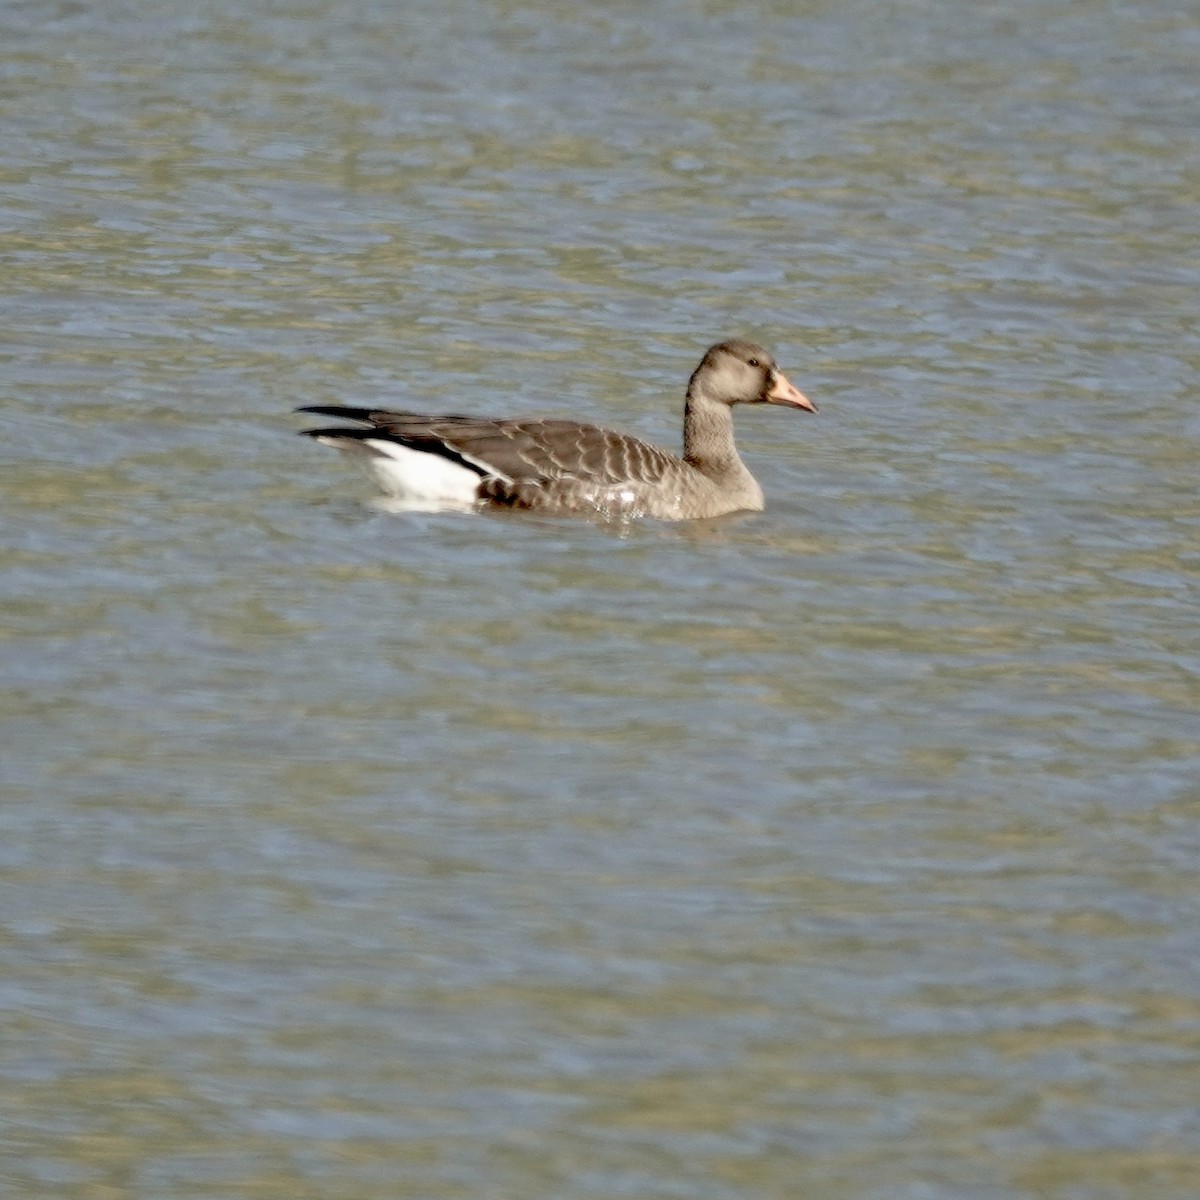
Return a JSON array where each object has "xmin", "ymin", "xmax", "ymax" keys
[{"xmin": 317, "ymin": 436, "xmax": 482, "ymax": 512}]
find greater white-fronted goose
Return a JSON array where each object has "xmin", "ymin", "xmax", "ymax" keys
[{"xmin": 297, "ymin": 339, "xmax": 815, "ymax": 520}]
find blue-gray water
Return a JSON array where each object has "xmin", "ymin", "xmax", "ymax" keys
[{"xmin": 2, "ymin": 1, "xmax": 1198, "ymax": 1197}]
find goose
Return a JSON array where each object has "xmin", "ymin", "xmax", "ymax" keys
[{"xmin": 297, "ymin": 339, "xmax": 815, "ymax": 520}]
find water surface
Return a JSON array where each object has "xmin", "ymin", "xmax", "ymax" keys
[{"xmin": 2, "ymin": 1, "xmax": 1199, "ymax": 1197}]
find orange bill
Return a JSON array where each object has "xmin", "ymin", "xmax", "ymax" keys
[{"xmin": 766, "ymin": 370, "xmax": 817, "ymax": 412}]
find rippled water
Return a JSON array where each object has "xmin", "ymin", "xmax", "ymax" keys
[{"xmin": 3, "ymin": 1, "xmax": 1199, "ymax": 1197}]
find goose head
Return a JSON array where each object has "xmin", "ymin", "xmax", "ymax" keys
[{"xmin": 689, "ymin": 339, "xmax": 816, "ymax": 412}]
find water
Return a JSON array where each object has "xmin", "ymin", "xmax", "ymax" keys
[{"xmin": 2, "ymin": 1, "xmax": 1198, "ymax": 1196}]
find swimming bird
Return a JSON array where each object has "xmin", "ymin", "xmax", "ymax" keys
[{"xmin": 297, "ymin": 339, "xmax": 815, "ymax": 520}]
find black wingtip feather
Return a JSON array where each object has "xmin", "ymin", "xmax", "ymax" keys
[
  {"xmin": 295, "ymin": 405, "xmax": 381, "ymax": 422},
  {"xmin": 298, "ymin": 425, "xmax": 382, "ymax": 440}
]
